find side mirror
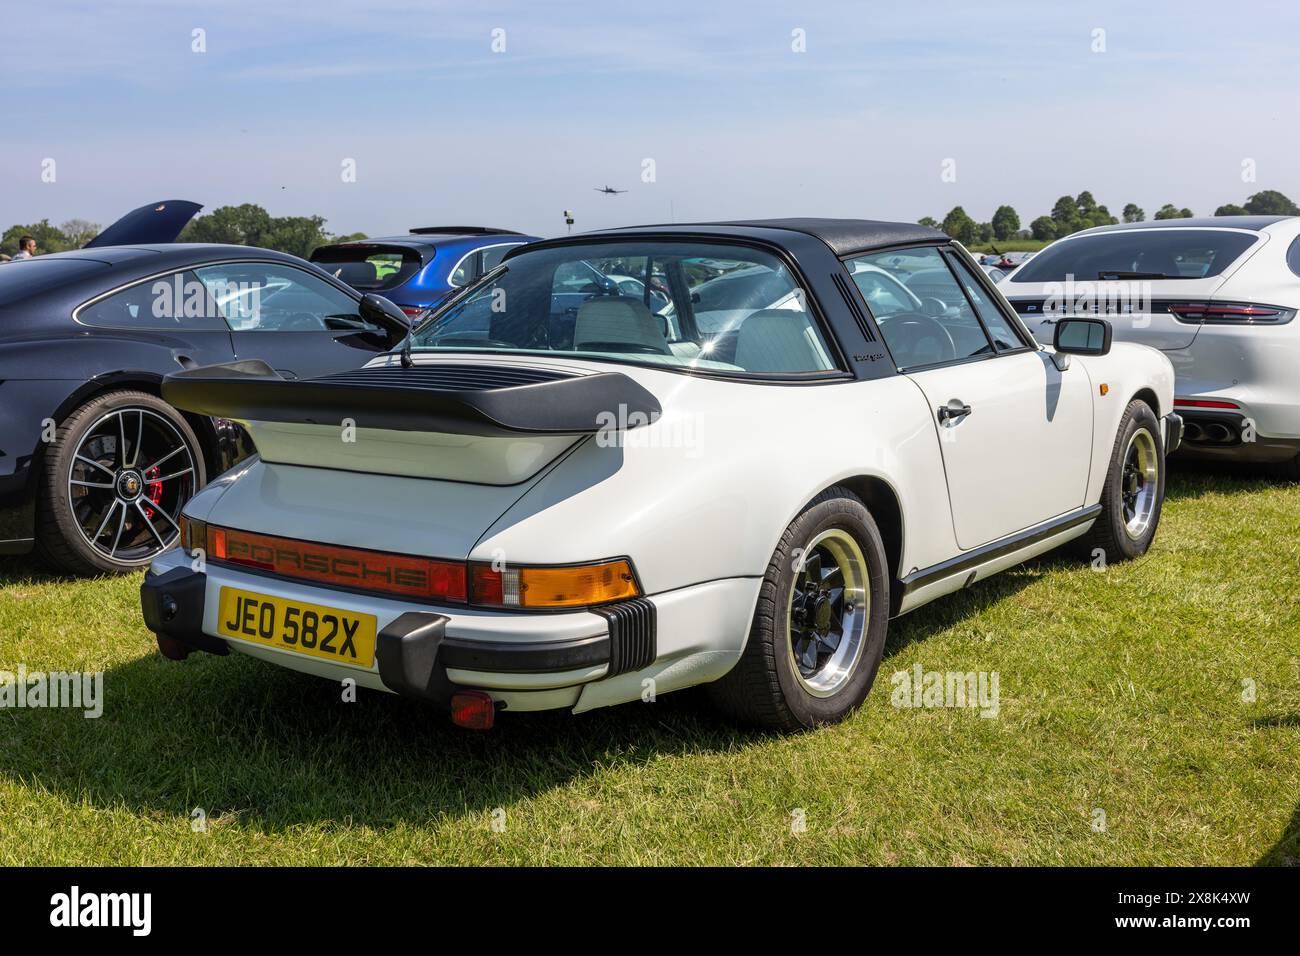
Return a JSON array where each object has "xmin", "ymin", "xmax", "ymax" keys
[
  {"xmin": 359, "ymin": 293, "xmax": 413, "ymax": 336},
  {"xmin": 1054, "ymin": 317, "xmax": 1112, "ymax": 356}
]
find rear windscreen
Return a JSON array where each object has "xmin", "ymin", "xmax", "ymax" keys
[
  {"xmin": 0, "ymin": 257, "xmax": 110, "ymax": 305},
  {"xmin": 1011, "ymin": 230, "xmax": 1258, "ymax": 282},
  {"xmin": 310, "ymin": 246, "xmax": 421, "ymax": 292}
]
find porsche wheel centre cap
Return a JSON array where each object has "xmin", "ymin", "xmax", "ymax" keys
[{"xmin": 117, "ymin": 470, "xmax": 143, "ymax": 500}]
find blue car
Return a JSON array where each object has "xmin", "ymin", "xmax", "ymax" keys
[{"xmin": 309, "ymin": 226, "xmax": 540, "ymax": 317}]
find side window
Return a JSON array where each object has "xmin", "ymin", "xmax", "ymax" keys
[
  {"xmin": 78, "ymin": 271, "xmax": 227, "ymax": 330},
  {"xmin": 946, "ymin": 254, "xmax": 1027, "ymax": 351},
  {"xmin": 480, "ymin": 243, "xmax": 520, "ymax": 273},
  {"xmin": 192, "ymin": 263, "xmax": 366, "ymax": 332},
  {"xmin": 448, "ymin": 250, "xmax": 481, "ymax": 287},
  {"xmin": 845, "ymin": 247, "xmax": 995, "ymax": 369}
]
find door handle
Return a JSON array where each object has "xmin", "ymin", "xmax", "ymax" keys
[{"xmin": 937, "ymin": 399, "xmax": 972, "ymax": 423}]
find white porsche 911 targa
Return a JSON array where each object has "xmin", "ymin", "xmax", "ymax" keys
[{"xmin": 141, "ymin": 219, "xmax": 1181, "ymax": 731}]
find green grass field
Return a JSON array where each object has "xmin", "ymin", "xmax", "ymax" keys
[{"xmin": 1, "ymin": 465, "xmax": 1296, "ymax": 866}]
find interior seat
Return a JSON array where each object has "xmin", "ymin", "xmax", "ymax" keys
[
  {"xmin": 573, "ymin": 296, "xmax": 671, "ymax": 353},
  {"xmin": 733, "ymin": 309, "xmax": 833, "ymax": 373}
]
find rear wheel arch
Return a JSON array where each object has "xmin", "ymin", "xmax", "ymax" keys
[
  {"xmin": 825, "ymin": 475, "xmax": 903, "ymax": 582},
  {"xmin": 46, "ymin": 374, "xmax": 220, "ymax": 478}
]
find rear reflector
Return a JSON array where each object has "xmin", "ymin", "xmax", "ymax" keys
[
  {"xmin": 206, "ymin": 525, "xmax": 468, "ymax": 602},
  {"xmin": 1175, "ymin": 399, "xmax": 1241, "ymax": 409},
  {"xmin": 449, "ymin": 690, "xmax": 496, "ymax": 730}
]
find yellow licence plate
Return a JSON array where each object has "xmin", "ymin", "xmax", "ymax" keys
[{"xmin": 217, "ymin": 587, "xmax": 377, "ymax": 669}]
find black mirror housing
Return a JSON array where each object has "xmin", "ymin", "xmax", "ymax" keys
[
  {"xmin": 359, "ymin": 293, "xmax": 414, "ymax": 334},
  {"xmin": 1054, "ymin": 316, "xmax": 1113, "ymax": 356}
]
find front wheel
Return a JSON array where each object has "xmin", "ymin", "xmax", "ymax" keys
[
  {"xmin": 708, "ymin": 487, "xmax": 891, "ymax": 732},
  {"xmin": 1080, "ymin": 399, "xmax": 1165, "ymax": 564},
  {"xmin": 36, "ymin": 390, "xmax": 206, "ymax": 575}
]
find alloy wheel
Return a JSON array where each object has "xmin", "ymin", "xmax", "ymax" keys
[{"xmin": 66, "ymin": 408, "xmax": 197, "ymax": 564}]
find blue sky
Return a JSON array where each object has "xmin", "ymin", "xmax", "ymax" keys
[{"xmin": 2, "ymin": 0, "xmax": 1297, "ymax": 238}]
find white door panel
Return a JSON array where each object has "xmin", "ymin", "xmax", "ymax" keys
[{"xmin": 907, "ymin": 351, "xmax": 1092, "ymax": 549}]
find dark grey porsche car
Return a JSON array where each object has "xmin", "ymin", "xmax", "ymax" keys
[{"xmin": 0, "ymin": 206, "xmax": 411, "ymax": 575}]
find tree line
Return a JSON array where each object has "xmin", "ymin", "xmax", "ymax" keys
[
  {"xmin": 1, "ymin": 204, "xmax": 366, "ymax": 258},
  {"xmin": 919, "ymin": 189, "xmax": 1300, "ymax": 245}
]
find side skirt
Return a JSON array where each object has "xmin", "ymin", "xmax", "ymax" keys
[{"xmin": 891, "ymin": 504, "xmax": 1102, "ymax": 617}]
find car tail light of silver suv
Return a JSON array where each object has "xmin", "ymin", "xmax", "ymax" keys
[{"xmin": 1166, "ymin": 301, "xmax": 1296, "ymax": 325}]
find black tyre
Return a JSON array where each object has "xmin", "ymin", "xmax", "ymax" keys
[
  {"xmin": 1272, "ymin": 452, "xmax": 1300, "ymax": 482},
  {"xmin": 708, "ymin": 487, "xmax": 891, "ymax": 732},
  {"xmin": 36, "ymin": 390, "xmax": 205, "ymax": 575},
  {"xmin": 1079, "ymin": 399, "xmax": 1164, "ymax": 563}
]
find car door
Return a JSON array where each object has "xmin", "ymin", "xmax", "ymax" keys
[
  {"xmin": 75, "ymin": 269, "xmax": 237, "ymax": 367},
  {"xmin": 847, "ymin": 245, "xmax": 1093, "ymax": 550},
  {"xmin": 195, "ymin": 261, "xmax": 395, "ymax": 380}
]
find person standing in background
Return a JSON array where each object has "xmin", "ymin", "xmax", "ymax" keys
[{"xmin": 11, "ymin": 236, "xmax": 37, "ymax": 260}]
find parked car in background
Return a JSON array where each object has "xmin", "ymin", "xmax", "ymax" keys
[
  {"xmin": 310, "ymin": 226, "xmax": 540, "ymax": 317},
  {"xmin": 0, "ymin": 226, "xmax": 411, "ymax": 575},
  {"xmin": 142, "ymin": 218, "xmax": 1178, "ymax": 732},
  {"xmin": 999, "ymin": 216, "xmax": 1300, "ymax": 477}
]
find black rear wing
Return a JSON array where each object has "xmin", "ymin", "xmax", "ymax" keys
[{"xmin": 162, "ymin": 360, "xmax": 662, "ymax": 438}]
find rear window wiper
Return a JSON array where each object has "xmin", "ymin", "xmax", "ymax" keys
[{"xmin": 1097, "ymin": 270, "xmax": 1178, "ymax": 280}]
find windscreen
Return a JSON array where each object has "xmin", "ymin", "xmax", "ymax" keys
[{"xmin": 1011, "ymin": 230, "xmax": 1258, "ymax": 282}]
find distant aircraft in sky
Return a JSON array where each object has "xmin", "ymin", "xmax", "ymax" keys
[{"xmin": 593, "ymin": 185, "xmax": 627, "ymax": 195}]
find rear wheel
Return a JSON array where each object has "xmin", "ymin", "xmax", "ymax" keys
[
  {"xmin": 36, "ymin": 390, "xmax": 205, "ymax": 575},
  {"xmin": 1079, "ymin": 399, "xmax": 1164, "ymax": 563},
  {"xmin": 708, "ymin": 487, "xmax": 890, "ymax": 731}
]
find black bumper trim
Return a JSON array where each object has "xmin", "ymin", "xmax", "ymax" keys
[
  {"xmin": 375, "ymin": 611, "xmax": 456, "ymax": 704},
  {"xmin": 140, "ymin": 566, "xmax": 229, "ymax": 656},
  {"xmin": 440, "ymin": 634, "xmax": 610, "ymax": 674},
  {"xmin": 591, "ymin": 598, "xmax": 657, "ymax": 676},
  {"xmin": 1164, "ymin": 412, "xmax": 1184, "ymax": 455}
]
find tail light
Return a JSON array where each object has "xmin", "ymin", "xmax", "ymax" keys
[
  {"xmin": 198, "ymin": 523, "xmax": 640, "ymax": 610},
  {"xmin": 178, "ymin": 515, "xmax": 207, "ymax": 553},
  {"xmin": 1167, "ymin": 301, "xmax": 1295, "ymax": 324},
  {"xmin": 206, "ymin": 525, "xmax": 468, "ymax": 603},
  {"xmin": 469, "ymin": 559, "xmax": 640, "ymax": 609},
  {"xmin": 399, "ymin": 306, "xmax": 425, "ymax": 318}
]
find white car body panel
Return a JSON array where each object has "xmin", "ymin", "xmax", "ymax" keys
[{"xmin": 905, "ymin": 350, "xmax": 1093, "ymax": 549}]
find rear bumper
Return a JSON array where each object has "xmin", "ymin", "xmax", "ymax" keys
[
  {"xmin": 1172, "ymin": 407, "xmax": 1300, "ymax": 464},
  {"xmin": 141, "ymin": 556, "xmax": 628, "ymax": 709},
  {"xmin": 141, "ymin": 548, "xmax": 754, "ymax": 714}
]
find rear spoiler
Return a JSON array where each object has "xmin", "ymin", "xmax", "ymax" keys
[{"xmin": 162, "ymin": 360, "xmax": 662, "ymax": 438}]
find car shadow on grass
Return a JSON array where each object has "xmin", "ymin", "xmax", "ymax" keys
[
  {"xmin": 0, "ymin": 556, "xmax": 92, "ymax": 587},
  {"xmin": 0, "ymin": 644, "xmax": 764, "ymax": 832},
  {"xmin": 882, "ymin": 550, "xmax": 1076, "ymax": 658},
  {"xmin": 1255, "ymin": 797, "xmax": 1299, "ymax": 866},
  {"xmin": 1165, "ymin": 460, "xmax": 1288, "ymax": 499}
]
